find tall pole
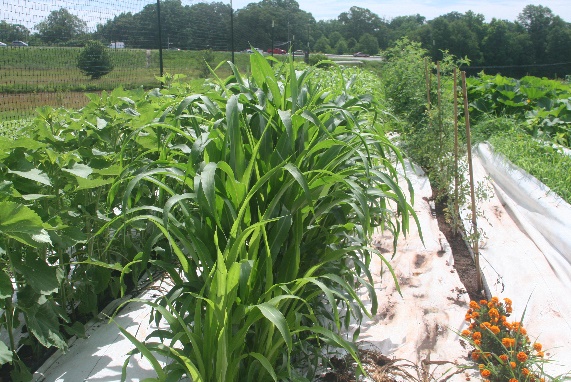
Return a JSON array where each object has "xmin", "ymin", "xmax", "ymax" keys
[
  {"xmin": 230, "ymin": 0, "xmax": 235, "ymax": 63},
  {"xmin": 157, "ymin": 0, "xmax": 163, "ymax": 78},
  {"xmin": 462, "ymin": 71, "xmax": 483, "ymax": 294},
  {"xmin": 271, "ymin": 20, "xmax": 274, "ymax": 66}
]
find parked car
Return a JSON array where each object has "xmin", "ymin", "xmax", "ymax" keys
[
  {"xmin": 246, "ymin": 48, "xmax": 264, "ymax": 54},
  {"xmin": 353, "ymin": 52, "xmax": 370, "ymax": 57},
  {"xmin": 0, "ymin": 42, "xmax": 7, "ymax": 47},
  {"xmin": 293, "ymin": 49, "xmax": 305, "ymax": 55},
  {"xmin": 267, "ymin": 47, "xmax": 286, "ymax": 54},
  {"xmin": 12, "ymin": 41, "xmax": 28, "ymax": 47}
]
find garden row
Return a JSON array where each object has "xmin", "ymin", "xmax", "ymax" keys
[{"xmin": 0, "ymin": 54, "xmax": 416, "ymax": 380}]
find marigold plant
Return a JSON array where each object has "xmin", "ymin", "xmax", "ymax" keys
[{"xmin": 460, "ymin": 297, "xmax": 558, "ymax": 381}]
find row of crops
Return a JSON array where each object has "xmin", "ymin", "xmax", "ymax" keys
[
  {"xmin": 1, "ymin": 38, "xmax": 570, "ymax": 381},
  {"xmin": 0, "ymin": 55, "xmax": 417, "ymax": 380}
]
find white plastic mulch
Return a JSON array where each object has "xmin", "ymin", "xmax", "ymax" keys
[
  {"xmin": 473, "ymin": 143, "xmax": 571, "ymax": 376},
  {"xmin": 34, "ymin": 280, "xmax": 173, "ymax": 382}
]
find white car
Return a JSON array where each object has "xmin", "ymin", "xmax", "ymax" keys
[{"xmin": 0, "ymin": 42, "xmax": 7, "ymax": 47}]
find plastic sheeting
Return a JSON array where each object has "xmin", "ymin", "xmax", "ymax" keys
[
  {"xmin": 465, "ymin": 143, "xmax": 571, "ymax": 375},
  {"xmin": 34, "ymin": 280, "xmax": 174, "ymax": 382},
  {"xmin": 356, "ymin": 160, "xmax": 477, "ymax": 381}
]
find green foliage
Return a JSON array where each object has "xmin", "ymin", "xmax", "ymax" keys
[
  {"xmin": 467, "ymin": 73, "xmax": 571, "ymax": 148},
  {"xmin": 488, "ymin": 132, "xmax": 571, "ymax": 204},
  {"xmin": 102, "ymin": 54, "xmax": 416, "ymax": 381},
  {"xmin": 35, "ymin": 7, "xmax": 87, "ymax": 45},
  {"xmin": 308, "ymin": 53, "xmax": 332, "ymax": 67},
  {"xmin": 0, "ymin": 54, "xmax": 416, "ymax": 379},
  {"xmin": 381, "ymin": 38, "xmax": 430, "ymax": 127},
  {"xmin": 313, "ymin": 36, "xmax": 332, "ymax": 53},
  {"xmin": 358, "ymin": 33, "xmax": 379, "ymax": 55},
  {"xmin": 77, "ymin": 40, "xmax": 114, "ymax": 79}
]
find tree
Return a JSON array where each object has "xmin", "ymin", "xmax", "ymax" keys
[
  {"xmin": 313, "ymin": 36, "xmax": 331, "ymax": 53},
  {"xmin": 358, "ymin": 33, "xmax": 378, "ymax": 55},
  {"xmin": 517, "ymin": 5, "xmax": 555, "ymax": 63},
  {"xmin": 545, "ymin": 17, "xmax": 571, "ymax": 76},
  {"xmin": 334, "ymin": 39, "xmax": 348, "ymax": 54},
  {"xmin": 0, "ymin": 21, "xmax": 30, "ymax": 42},
  {"xmin": 77, "ymin": 40, "xmax": 114, "ymax": 79},
  {"xmin": 35, "ymin": 8, "xmax": 87, "ymax": 45}
]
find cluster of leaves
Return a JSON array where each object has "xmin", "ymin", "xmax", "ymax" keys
[
  {"xmin": 76, "ymin": 40, "xmax": 114, "ymax": 79},
  {"xmin": 380, "ymin": 38, "xmax": 479, "ymax": 235},
  {"xmin": 467, "ymin": 73, "xmax": 571, "ymax": 148},
  {"xmin": 0, "ymin": 84, "xmax": 187, "ymax": 379},
  {"xmin": 461, "ymin": 297, "xmax": 560, "ymax": 382},
  {"xmin": 106, "ymin": 52, "xmax": 418, "ymax": 381},
  {"xmin": 0, "ymin": 53, "xmax": 417, "ymax": 380}
]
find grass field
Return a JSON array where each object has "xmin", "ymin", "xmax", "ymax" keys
[{"xmin": 0, "ymin": 47, "xmax": 308, "ymax": 121}]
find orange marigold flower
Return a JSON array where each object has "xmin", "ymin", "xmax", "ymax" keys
[
  {"xmin": 537, "ymin": 351, "xmax": 545, "ymax": 358},
  {"xmin": 461, "ymin": 329, "xmax": 471, "ymax": 336},
  {"xmin": 502, "ymin": 337, "xmax": 515, "ymax": 347},
  {"xmin": 522, "ymin": 368, "xmax": 530, "ymax": 376},
  {"xmin": 472, "ymin": 311, "xmax": 480, "ymax": 318},
  {"xmin": 472, "ymin": 332, "xmax": 482, "ymax": 340},
  {"xmin": 480, "ymin": 299, "xmax": 488, "ymax": 305},
  {"xmin": 509, "ymin": 379, "xmax": 518, "ymax": 382},
  {"xmin": 510, "ymin": 361, "xmax": 516, "ymax": 369},
  {"xmin": 474, "ymin": 339, "xmax": 481, "ymax": 346},
  {"xmin": 481, "ymin": 369, "xmax": 491, "ymax": 377},
  {"xmin": 504, "ymin": 297, "xmax": 512, "ymax": 305},
  {"xmin": 499, "ymin": 354, "xmax": 508, "ymax": 362},
  {"xmin": 507, "ymin": 306, "xmax": 513, "ymax": 313},
  {"xmin": 490, "ymin": 325, "xmax": 500, "ymax": 335},
  {"xmin": 517, "ymin": 352, "xmax": 528, "ymax": 362},
  {"xmin": 471, "ymin": 351, "xmax": 480, "ymax": 360},
  {"xmin": 470, "ymin": 301, "xmax": 480, "ymax": 309},
  {"xmin": 534, "ymin": 342, "xmax": 542, "ymax": 352}
]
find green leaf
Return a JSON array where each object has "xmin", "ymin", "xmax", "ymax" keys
[
  {"xmin": 0, "ymin": 201, "xmax": 52, "ymax": 247},
  {"xmin": 8, "ymin": 168, "xmax": 51, "ymax": 186},
  {"xmin": 250, "ymin": 352, "xmax": 278, "ymax": 381},
  {"xmin": 63, "ymin": 163, "xmax": 93, "ymax": 179},
  {"xmin": 256, "ymin": 303, "xmax": 292, "ymax": 352},
  {"xmin": 11, "ymin": 252, "xmax": 59, "ymax": 295},
  {"xmin": 25, "ymin": 301, "xmax": 68, "ymax": 350},
  {"xmin": 10, "ymin": 358, "xmax": 32, "ymax": 382},
  {"xmin": 0, "ymin": 341, "xmax": 12, "ymax": 365},
  {"xmin": 64, "ymin": 321, "xmax": 86, "ymax": 338},
  {"xmin": 0, "ymin": 270, "xmax": 13, "ymax": 299},
  {"xmin": 111, "ymin": 317, "xmax": 167, "ymax": 381}
]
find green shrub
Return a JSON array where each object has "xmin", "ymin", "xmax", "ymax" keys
[{"xmin": 77, "ymin": 40, "xmax": 114, "ymax": 79}]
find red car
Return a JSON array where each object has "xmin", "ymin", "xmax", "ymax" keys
[{"xmin": 267, "ymin": 48, "xmax": 286, "ymax": 54}]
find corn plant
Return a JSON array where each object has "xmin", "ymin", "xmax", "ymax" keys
[{"xmin": 103, "ymin": 53, "xmax": 417, "ymax": 381}]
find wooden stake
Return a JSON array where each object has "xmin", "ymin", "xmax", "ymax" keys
[
  {"xmin": 461, "ymin": 71, "xmax": 483, "ymax": 293},
  {"xmin": 453, "ymin": 68, "xmax": 459, "ymax": 234},
  {"xmin": 437, "ymin": 61, "xmax": 443, "ymax": 159}
]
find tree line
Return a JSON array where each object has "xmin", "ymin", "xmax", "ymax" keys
[{"xmin": 1, "ymin": 0, "xmax": 570, "ymax": 78}]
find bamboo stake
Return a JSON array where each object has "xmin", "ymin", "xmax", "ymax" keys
[
  {"xmin": 453, "ymin": 68, "xmax": 459, "ymax": 234},
  {"xmin": 461, "ymin": 71, "xmax": 483, "ymax": 293},
  {"xmin": 437, "ymin": 61, "xmax": 443, "ymax": 163}
]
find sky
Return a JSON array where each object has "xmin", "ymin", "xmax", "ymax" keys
[{"xmin": 2, "ymin": 0, "xmax": 571, "ymax": 31}]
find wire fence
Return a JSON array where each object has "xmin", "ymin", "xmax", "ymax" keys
[{"xmin": 1, "ymin": 0, "xmax": 304, "ymax": 127}]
